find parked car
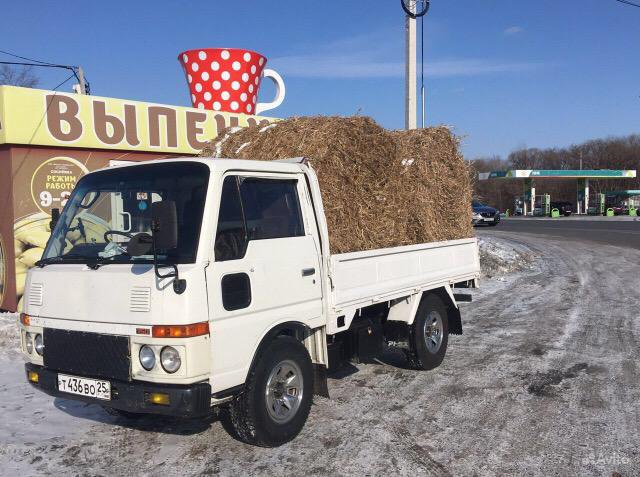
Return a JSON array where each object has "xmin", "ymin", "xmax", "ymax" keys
[
  {"xmin": 472, "ymin": 200, "xmax": 500, "ymax": 226},
  {"xmin": 550, "ymin": 201, "xmax": 573, "ymax": 217},
  {"xmin": 609, "ymin": 203, "xmax": 628, "ymax": 216}
]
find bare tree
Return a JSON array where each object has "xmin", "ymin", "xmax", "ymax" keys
[
  {"xmin": 0, "ymin": 64, "xmax": 39, "ymax": 87},
  {"xmin": 473, "ymin": 134, "xmax": 640, "ymax": 210}
]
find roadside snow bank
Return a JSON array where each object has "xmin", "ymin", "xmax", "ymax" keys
[
  {"xmin": 0, "ymin": 313, "xmax": 20, "ymax": 358},
  {"xmin": 478, "ymin": 236, "xmax": 536, "ymax": 279}
]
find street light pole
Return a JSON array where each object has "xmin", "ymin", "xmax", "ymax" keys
[
  {"xmin": 405, "ymin": 4, "xmax": 417, "ymax": 130},
  {"xmin": 402, "ymin": 0, "xmax": 429, "ymax": 130}
]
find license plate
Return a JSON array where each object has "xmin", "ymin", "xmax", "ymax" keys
[{"xmin": 57, "ymin": 373, "xmax": 111, "ymax": 400}]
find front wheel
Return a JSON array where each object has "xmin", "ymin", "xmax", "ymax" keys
[
  {"xmin": 407, "ymin": 294, "xmax": 449, "ymax": 370},
  {"xmin": 224, "ymin": 336, "xmax": 313, "ymax": 447}
]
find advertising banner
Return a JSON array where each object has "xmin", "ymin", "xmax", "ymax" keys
[{"xmin": 0, "ymin": 85, "xmax": 273, "ymax": 154}]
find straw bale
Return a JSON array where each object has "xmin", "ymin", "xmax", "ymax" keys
[
  {"xmin": 201, "ymin": 116, "xmax": 473, "ymax": 253},
  {"xmin": 391, "ymin": 127, "xmax": 474, "ymax": 245}
]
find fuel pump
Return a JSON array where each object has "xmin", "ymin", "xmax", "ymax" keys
[
  {"xmin": 533, "ymin": 194, "xmax": 550, "ymax": 216},
  {"xmin": 588, "ymin": 193, "xmax": 605, "ymax": 215}
]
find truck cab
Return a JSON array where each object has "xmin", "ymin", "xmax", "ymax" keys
[{"xmin": 20, "ymin": 157, "xmax": 479, "ymax": 446}]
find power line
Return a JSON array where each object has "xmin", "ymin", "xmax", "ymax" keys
[
  {"xmin": 0, "ymin": 49, "xmax": 63, "ymax": 67},
  {"xmin": 613, "ymin": 0, "xmax": 640, "ymax": 8},
  {"xmin": 1, "ymin": 61, "xmax": 77, "ymax": 93},
  {"xmin": 50, "ymin": 72, "xmax": 77, "ymax": 91},
  {"xmin": 0, "ymin": 60, "xmax": 73, "ymax": 70},
  {"xmin": 0, "ymin": 49, "xmax": 90, "ymax": 87},
  {"xmin": 0, "ymin": 59, "xmax": 89, "ymax": 93},
  {"xmin": 0, "ymin": 60, "xmax": 82, "ymax": 85}
]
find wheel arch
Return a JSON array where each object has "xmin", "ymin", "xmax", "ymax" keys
[
  {"xmin": 246, "ymin": 321, "xmax": 329, "ymax": 398},
  {"xmin": 248, "ymin": 321, "xmax": 311, "ymax": 372},
  {"xmin": 421, "ymin": 287, "xmax": 462, "ymax": 335}
]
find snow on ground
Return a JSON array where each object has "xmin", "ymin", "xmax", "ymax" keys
[
  {"xmin": 0, "ymin": 312, "xmax": 20, "ymax": 358},
  {"xmin": 2, "ymin": 234, "xmax": 638, "ymax": 475},
  {"xmin": 478, "ymin": 235, "xmax": 537, "ymax": 279}
]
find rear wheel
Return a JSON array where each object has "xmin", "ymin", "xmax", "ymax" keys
[
  {"xmin": 224, "ymin": 336, "xmax": 313, "ymax": 447},
  {"xmin": 407, "ymin": 294, "xmax": 449, "ymax": 370}
]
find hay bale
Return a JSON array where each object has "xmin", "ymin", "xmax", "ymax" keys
[
  {"xmin": 201, "ymin": 116, "xmax": 473, "ymax": 253},
  {"xmin": 391, "ymin": 127, "xmax": 474, "ymax": 244}
]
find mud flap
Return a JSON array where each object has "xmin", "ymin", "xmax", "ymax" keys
[{"xmin": 313, "ymin": 364, "xmax": 329, "ymax": 398}]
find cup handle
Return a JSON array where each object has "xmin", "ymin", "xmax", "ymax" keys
[{"xmin": 255, "ymin": 69, "xmax": 286, "ymax": 115}]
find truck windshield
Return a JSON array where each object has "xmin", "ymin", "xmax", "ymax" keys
[{"xmin": 42, "ymin": 162, "xmax": 209, "ymax": 265}]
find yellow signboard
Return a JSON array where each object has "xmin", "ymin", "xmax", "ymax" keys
[{"xmin": 0, "ymin": 85, "xmax": 275, "ymax": 154}]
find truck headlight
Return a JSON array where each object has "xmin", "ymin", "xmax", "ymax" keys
[
  {"xmin": 160, "ymin": 346, "xmax": 181, "ymax": 374},
  {"xmin": 25, "ymin": 332, "xmax": 33, "ymax": 354},
  {"xmin": 34, "ymin": 334, "xmax": 44, "ymax": 356},
  {"xmin": 139, "ymin": 345, "xmax": 156, "ymax": 371}
]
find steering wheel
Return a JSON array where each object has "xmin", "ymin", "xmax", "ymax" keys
[{"xmin": 103, "ymin": 230, "xmax": 135, "ymax": 243}]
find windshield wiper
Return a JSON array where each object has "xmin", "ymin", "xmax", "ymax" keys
[
  {"xmin": 86, "ymin": 255, "xmax": 132, "ymax": 270},
  {"xmin": 35, "ymin": 254, "xmax": 86, "ymax": 268}
]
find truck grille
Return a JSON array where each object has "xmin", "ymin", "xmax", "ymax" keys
[{"xmin": 43, "ymin": 328, "xmax": 131, "ymax": 381}]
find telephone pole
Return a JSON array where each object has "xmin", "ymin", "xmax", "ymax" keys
[
  {"xmin": 405, "ymin": 5, "xmax": 417, "ymax": 130},
  {"xmin": 76, "ymin": 66, "xmax": 86, "ymax": 94}
]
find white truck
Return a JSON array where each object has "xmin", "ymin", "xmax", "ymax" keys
[{"xmin": 19, "ymin": 157, "xmax": 480, "ymax": 446}]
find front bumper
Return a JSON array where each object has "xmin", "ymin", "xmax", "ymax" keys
[
  {"xmin": 473, "ymin": 216, "xmax": 499, "ymax": 225},
  {"xmin": 25, "ymin": 363, "xmax": 212, "ymax": 418}
]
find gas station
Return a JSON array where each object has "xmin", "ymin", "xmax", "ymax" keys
[{"xmin": 478, "ymin": 169, "xmax": 638, "ymax": 216}]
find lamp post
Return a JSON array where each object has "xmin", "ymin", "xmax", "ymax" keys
[{"xmin": 401, "ymin": 0, "xmax": 430, "ymax": 130}]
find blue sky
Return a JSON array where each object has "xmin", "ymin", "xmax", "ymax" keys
[{"xmin": 2, "ymin": 0, "xmax": 639, "ymax": 158}]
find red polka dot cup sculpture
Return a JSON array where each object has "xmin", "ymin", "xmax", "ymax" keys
[{"xmin": 178, "ymin": 48, "xmax": 285, "ymax": 115}]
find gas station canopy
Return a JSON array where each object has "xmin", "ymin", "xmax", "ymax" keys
[
  {"xmin": 478, "ymin": 169, "xmax": 637, "ymax": 215},
  {"xmin": 605, "ymin": 190, "xmax": 640, "ymax": 198},
  {"xmin": 478, "ymin": 169, "xmax": 636, "ymax": 180}
]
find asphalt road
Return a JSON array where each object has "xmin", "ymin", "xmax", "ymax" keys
[{"xmin": 479, "ymin": 217, "xmax": 640, "ymax": 250}]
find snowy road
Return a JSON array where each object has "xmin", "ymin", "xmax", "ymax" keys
[{"xmin": 1, "ymin": 232, "xmax": 638, "ymax": 476}]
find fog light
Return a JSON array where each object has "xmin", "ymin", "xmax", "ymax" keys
[
  {"xmin": 139, "ymin": 345, "xmax": 156, "ymax": 371},
  {"xmin": 34, "ymin": 334, "xmax": 44, "ymax": 356},
  {"xmin": 25, "ymin": 332, "xmax": 33, "ymax": 354},
  {"xmin": 160, "ymin": 346, "xmax": 181, "ymax": 374},
  {"xmin": 28, "ymin": 371, "xmax": 39, "ymax": 383},
  {"xmin": 148, "ymin": 392, "xmax": 170, "ymax": 405}
]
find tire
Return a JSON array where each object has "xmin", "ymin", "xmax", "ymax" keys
[
  {"xmin": 407, "ymin": 294, "xmax": 449, "ymax": 370},
  {"xmin": 224, "ymin": 336, "xmax": 313, "ymax": 447}
]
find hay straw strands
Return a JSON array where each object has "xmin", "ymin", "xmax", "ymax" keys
[{"xmin": 201, "ymin": 116, "xmax": 473, "ymax": 254}]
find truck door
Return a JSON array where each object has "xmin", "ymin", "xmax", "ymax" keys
[{"xmin": 206, "ymin": 172, "xmax": 323, "ymax": 393}]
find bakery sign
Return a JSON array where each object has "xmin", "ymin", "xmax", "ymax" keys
[{"xmin": 0, "ymin": 85, "xmax": 274, "ymax": 153}]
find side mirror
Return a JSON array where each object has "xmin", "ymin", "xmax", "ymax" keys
[
  {"xmin": 150, "ymin": 200, "xmax": 186, "ymax": 295},
  {"xmin": 50, "ymin": 208, "xmax": 60, "ymax": 232},
  {"xmin": 151, "ymin": 201, "xmax": 178, "ymax": 250},
  {"xmin": 127, "ymin": 232, "xmax": 153, "ymax": 257}
]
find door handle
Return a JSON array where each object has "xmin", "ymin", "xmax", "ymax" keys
[{"xmin": 301, "ymin": 268, "xmax": 316, "ymax": 277}]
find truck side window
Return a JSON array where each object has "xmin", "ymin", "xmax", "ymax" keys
[
  {"xmin": 239, "ymin": 178, "xmax": 304, "ymax": 240},
  {"xmin": 215, "ymin": 176, "xmax": 248, "ymax": 262}
]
